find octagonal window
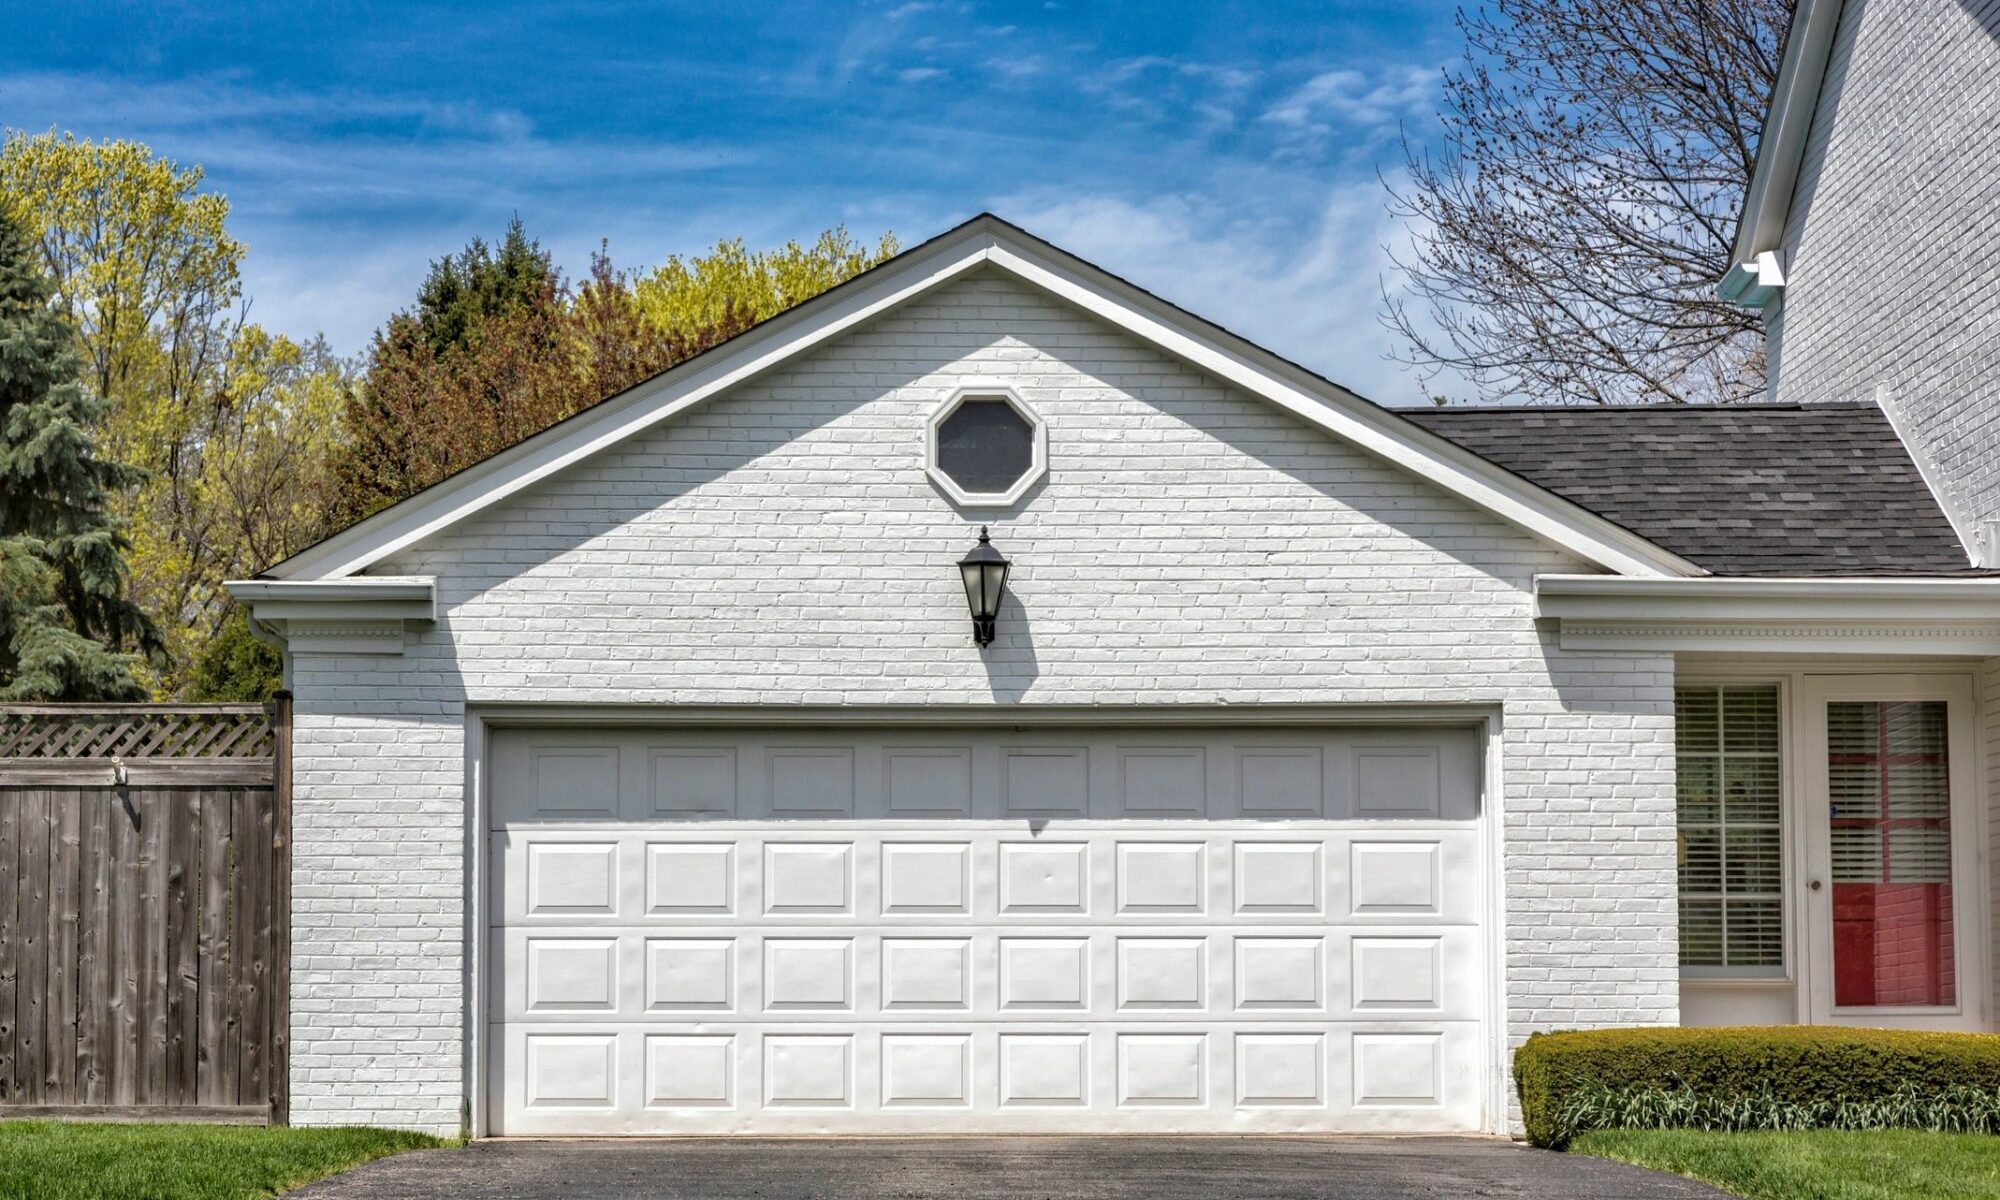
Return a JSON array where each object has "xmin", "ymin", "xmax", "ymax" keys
[{"xmin": 926, "ymin": 387, "xmax": 1045, "ymax": 505}]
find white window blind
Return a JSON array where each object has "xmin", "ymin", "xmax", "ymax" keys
[
  {"xmin": 1827, "ymin": 701, "xmax": 1951, "ymax": 887},
  {"xmin": 1676, "ymin": 684, "xmax": 1785, "ymax": 976}
]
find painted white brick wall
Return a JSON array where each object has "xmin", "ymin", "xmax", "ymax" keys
[
  {"xmin": 287, "ymin": 269, "xmax": 1677, "ymax": 1133},
  {"xmin": 1768, "ymin": 0, "xmax": 2000, "ymax": 560}
]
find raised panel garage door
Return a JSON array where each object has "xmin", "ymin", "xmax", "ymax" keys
[{"xmin": 486, "ymin": 725, "xmax": 1490, "ymax": 1135}]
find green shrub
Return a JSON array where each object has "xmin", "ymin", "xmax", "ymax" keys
[{"xmin": 1515, "ymin": 1026, "xmax": 2000, "ymax": 1148}]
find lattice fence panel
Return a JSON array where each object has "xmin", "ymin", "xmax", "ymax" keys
[{"xmin": 0, "ymin": 706, "xmax": 274, "ymax": 761}]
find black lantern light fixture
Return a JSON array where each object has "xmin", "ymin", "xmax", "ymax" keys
[{"xmin": 957, "ymin": 526, "xmax": 1010, "ymax": 647}]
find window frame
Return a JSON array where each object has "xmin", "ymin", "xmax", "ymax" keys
[
  {"xmin": 924, "ymin": 383, "xmax": 1048, "ymax": 507},
  {"xmin": 1675, "ymin": 677, "xmax": 1793, "ymax": 982}
]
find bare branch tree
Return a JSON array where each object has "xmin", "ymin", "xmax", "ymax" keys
[{"xmin": 1385, "ymin": 0, "xmax": 1791, "ymax": 404}]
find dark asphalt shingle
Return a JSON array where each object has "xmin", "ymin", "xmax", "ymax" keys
[{"xmin": 1399, "ymin": 403, "xmax": 1982, "ymax": 577}]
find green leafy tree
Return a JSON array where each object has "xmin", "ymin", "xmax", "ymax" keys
[
  {"xmin": 2, "ymin": 131, "xmax": 347, "ymax": 692},
  {"xmin": 633, "ymin": 227, "xmax": 897, "ymax": 344},
  {"xmin": 186, "ymin": 609, "xmax": 282, "ymax": 701},
  {"xmin": 0, "ymin": 208, "xmax": 161, "ymax": 699}
]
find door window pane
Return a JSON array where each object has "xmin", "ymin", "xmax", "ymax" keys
[
  {"xmin": 1675, "ymin": 684, "xmax": 1784, "ymax": 975},
  {"xmin": 1827, "ymin": 700, "xmax": 1954, "ymax": 1007}
]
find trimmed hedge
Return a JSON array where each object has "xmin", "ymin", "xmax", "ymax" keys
[{"xmin": 1516, "ymin": 1026, "xmax": 2000, "ymax": 1148}]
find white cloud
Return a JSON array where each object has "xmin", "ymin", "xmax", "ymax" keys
[
  {"xmin": 997, "ymin": 183, "xmax": 1466, "ymax": 407},
  {"xmin": 1261, "ymin": 65, "xmax": 1436, "ymax": 151},
  {"xmin": 897, "ymin": 66, "xmax": 948, "ymax": 83}
]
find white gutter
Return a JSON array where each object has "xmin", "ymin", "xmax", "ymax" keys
[
  {"xmin": 1717, "ymin": 0, "xmax": 1846, "ymax": 309},
  {"xmin": 1534, "ymin": 573, "xmax": 2000, "ymax": 655}
]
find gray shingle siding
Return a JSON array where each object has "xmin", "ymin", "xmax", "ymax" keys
[
  {"xmin": 1404, "ymin": 403, "xmax": 1981, "ymax": 576},
  {"xmin": 1768, "ymin": 0, "xmax": 2000, "ymax": 562}
]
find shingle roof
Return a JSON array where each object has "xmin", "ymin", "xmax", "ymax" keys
[{"xmin": 1400, "ymin": 403, "xmax": 1982, "ymax": 577}]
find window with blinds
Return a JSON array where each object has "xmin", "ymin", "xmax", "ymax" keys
[
  {"xmin": 1676, "ymin": 684, "xmax": 1785, "ymax": 976},
  {"xmin": 1827, "ymin": 699, "xmax": 1955, "ymax": 1007}
]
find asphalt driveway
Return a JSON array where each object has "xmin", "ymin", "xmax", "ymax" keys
[{"xmin": 291, "ymin": 1136, "xmax": 1732, "ymax": 1199}]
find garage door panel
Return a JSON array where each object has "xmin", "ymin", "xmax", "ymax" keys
[
  {"xmin": 491, "ymin": 728, "xmax": 1483, "ymax": 824},
  {"xmin": 489, "ymin": 725, "xmax": 1488, "ymax": 1135},
  {"xmin": 491, "ymin": 1024, "xmax": 1486, "ymax": 1134},
  {"xmin": 495, "ymin": 925, "xmax": 1489, "ymax": 1024},
  {"xmin": 496, "ymin": 828, "xmax": 1486, "ymax": 928}
]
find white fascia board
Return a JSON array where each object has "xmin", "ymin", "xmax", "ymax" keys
[
  {"xmin": 983, "ymin": 242, "xmax": 1701, "ymax": 578},
  {"xmin": 227, "ymin": 576, "xmax": 436, "ymax": 620},
  {"xmin": 1534, "ymin": 573, "xmax": 2000, "ymax": 654},
  {"xmin": 1720, "ymin": 0, "xmax": 1846, "ymax": 300},
  {"xmin": 269, "ymin": 215, "xmax": 1699, "ymax": 583}
]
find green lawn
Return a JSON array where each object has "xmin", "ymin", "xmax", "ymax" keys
[
  {"xmin": 0, "ymin": 1121, "xmax": 449, "ymax": 1200},
  {"xmin": 1575, "ymin": 1128, "xmax": 2000, "ymax": 1200}
]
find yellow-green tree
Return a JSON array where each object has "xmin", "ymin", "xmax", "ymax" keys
[
  {"xmin": 0, "ymin": 131, "xmax": 342, "ymax": 693},
  {"xmin": 632, "ymin": 227, "xmax": 898, "ymax": 344}
]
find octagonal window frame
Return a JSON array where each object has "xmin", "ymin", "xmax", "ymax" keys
[{"xmin": 924, "ymin": 382, "xmax": 1048, "ymax": 507}]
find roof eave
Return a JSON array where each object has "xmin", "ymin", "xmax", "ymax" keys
[{"xmin": 1534, "ymin": 572, "xmax": 2000, "ymax": 654}]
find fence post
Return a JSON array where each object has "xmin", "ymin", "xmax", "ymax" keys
[{"xmin": 270, "ymin": 691, "xmax": 292, "ymax": 1127}]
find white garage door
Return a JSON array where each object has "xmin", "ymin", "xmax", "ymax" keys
[{"xmin": 486, "ymin": 725, "xmax": 1489, "ymax": 1135}]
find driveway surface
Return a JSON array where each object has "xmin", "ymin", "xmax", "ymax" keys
[{"xmin": 292, "ymin": 1136, "xmax": 1732, "ymax": 1199}]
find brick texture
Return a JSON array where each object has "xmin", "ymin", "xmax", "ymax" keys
[
  {"xmin": 286, "ymin": 269, "xmax": 1678, "ymax": 1133},
  {"xmin": 1768, "ymin": 0, "xmax": 2000, "ymax": 562}
]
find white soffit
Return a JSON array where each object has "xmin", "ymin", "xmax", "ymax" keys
[
  {"xmin": 264, "ymin": 216, "xmax": 1701, "ymax": 583},
  {"xmin": 1535, "ymin": 573, "xmax": 2000, "ymax": 654}
]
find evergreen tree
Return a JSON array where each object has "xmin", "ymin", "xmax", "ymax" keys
[
  {"xmin": 186, "ymin": 608, "xmax": 282, "ymax": 702},
  {"xmin": 410, "ymin": 217, "xmax": 558, "ymax": 357},
  {"xmin": 0, "ymin": 208, "xmax": 162, "ymax": 699}
]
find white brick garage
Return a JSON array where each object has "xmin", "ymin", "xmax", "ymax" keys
[
  {"xmin": 486, "ymin": 724, "xmax": 1488, "ymax": 1134},
  {"xmin": 237, "ymin": 219, "xmax": 1685, "ymax": 1136}
]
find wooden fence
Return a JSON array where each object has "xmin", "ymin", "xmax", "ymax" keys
[{"xmin": 0, "ymin": 699, "xmax": 290, "ymax": 1124}]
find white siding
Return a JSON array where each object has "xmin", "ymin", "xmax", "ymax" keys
[
  {"xmin": 1768, "ymin": 0, "xmax": 2000, "ymax": 559},
  {"xmin": 286, "ymin": 269, "xmax": 1678, "ymax": 1133}
]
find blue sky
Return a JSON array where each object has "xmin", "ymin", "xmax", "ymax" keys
[{"xmin": 3, "ymin": 1, "xmax": 1467, "ymax": 403}]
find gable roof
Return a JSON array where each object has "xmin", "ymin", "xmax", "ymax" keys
[
  {"xmin": 1404, "ymin": 403, "xmax": 1982, "ymax": 577},
  {"xmin": 1720, "ymin": 0, "xmax": 1845, "ymax": 304},
  {"xmin": 266, "ymin": 214, "xmax": 1702, "ymax": 581}
]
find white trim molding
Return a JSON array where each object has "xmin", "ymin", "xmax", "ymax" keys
[
  {"xmin": 1876, "ymin": 385, "xmax": 1988, "ymax": 568},
  {"xmin": 226, "ymin": 576, "xmax": 437, "ymax": 656},
  {"xmin": 1535, "ymin": 574, "xmax": 2000, "ymax": 655},
  {"xmin": 924, "ymin": 381, "xmax": 1048, "ymax": 507},
  {"xmin": 262, "ymin": 215, "xmax": 1701, "ymax": 582},
  {"xmin": 1719, "ymin": 0, "xmax": 1847, "ymax": 307}
]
